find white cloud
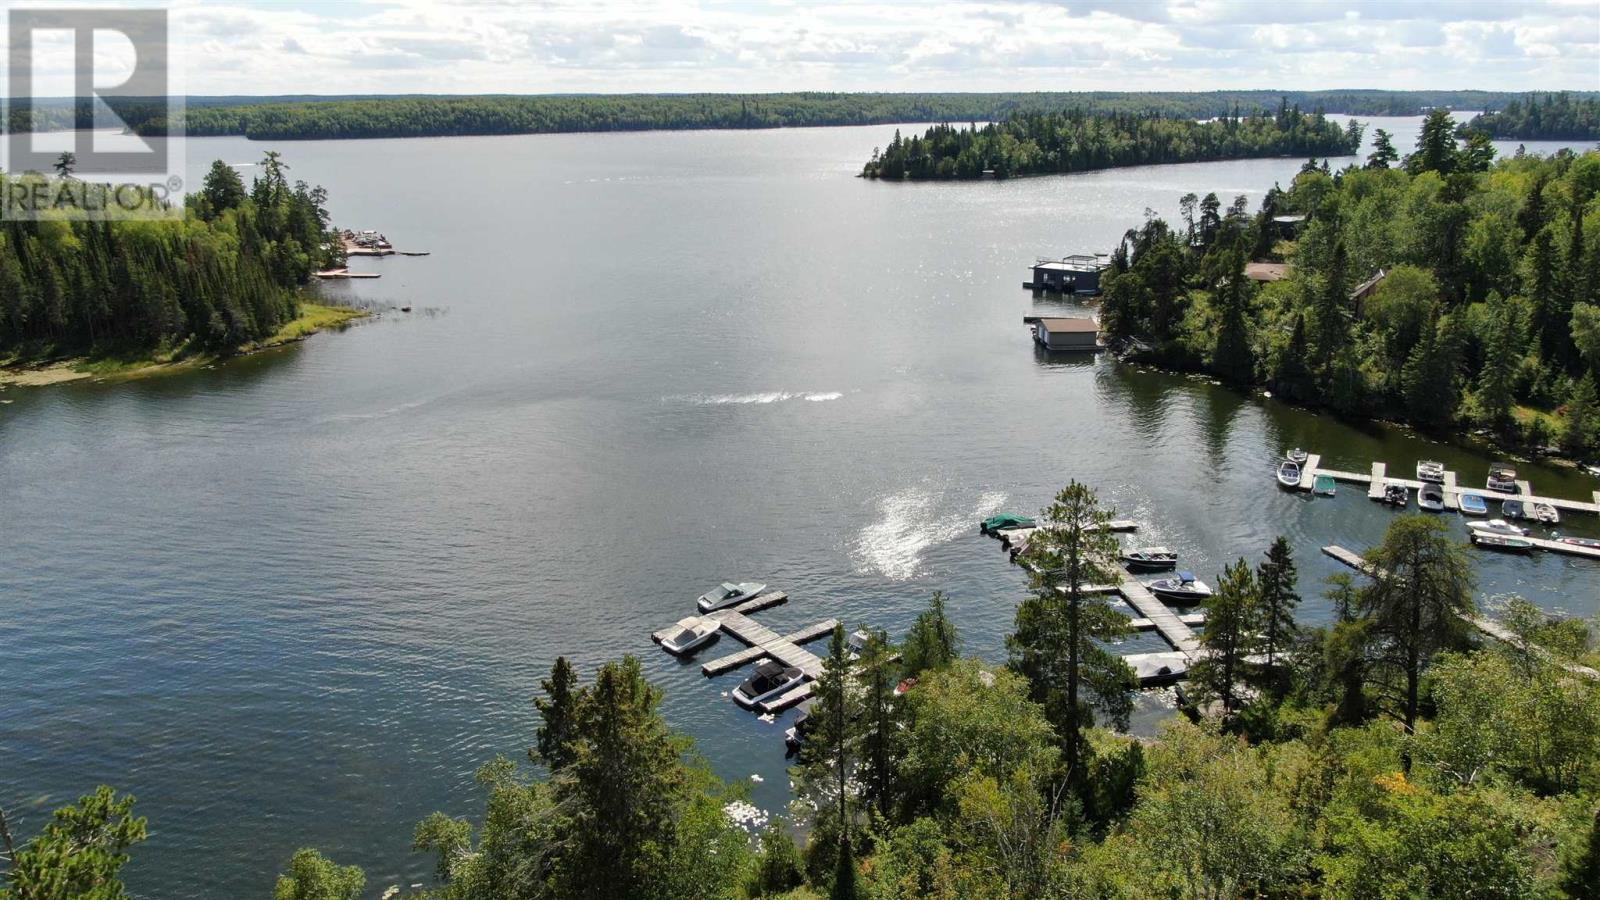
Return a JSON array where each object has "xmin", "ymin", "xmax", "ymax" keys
[{"xmin": 2, "ymin": 0, "xmax": 1594, "ymax": 94}]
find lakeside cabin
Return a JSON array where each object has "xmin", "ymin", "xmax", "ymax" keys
[
  {"xmin": 1025, "ymin": 316, "xmax": 1100, "ymax": 350},
  {"xmin": 1025, "ymin": 254, "xmax": 1111, "ymax": 295}
]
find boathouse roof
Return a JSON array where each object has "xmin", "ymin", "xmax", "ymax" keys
[{"xmin": 1035, "ymin": 317, "xmax": 1099, "ymax": 333}]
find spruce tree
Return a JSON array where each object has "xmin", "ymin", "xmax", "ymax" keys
[
  {"xmin": 1255, "ymin": 537, "xmax": 1301, "ymax": 676},
  {"xmin": 901, "ymin": 591, "xmax": 960, "ymax": 678},
  {"xmin": 1190, "ymin": 559, "xmax": 1257, "ymax": 722},
  {"xmin": 532, "ymin": 655, "xmax": 579, "ymax": 771}
]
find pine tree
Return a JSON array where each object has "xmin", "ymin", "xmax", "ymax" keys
[
  {"xmin": 1211, "ymin": 251, "xmax": 1255, "ymax": 384},
  {"xmin": 1254, "ymin": 537, "xmax": 1301, "ymax": 676},
  {"xmin": 1477, "ymin": 296, "xmax": 1517, "ymax": 432},
  {"xmin": 1272, "ymin": 312, "xmax": 1315, "ymax": 403},
  {"xmin": 1366, "ymin": 128, "xmax": 1398, "ymax": 169},
  {"xmin": 797, "ymin": 626, "xmax": 861, "ymax": 892},
  {"xmin": 1190, "ymin": 559, "xmax": 1257, "ymax": 721},
  {"xmin": 1407, "ymin": 109, "xmax": 1459, "ymax": 175},
  {"xmin": 855, "ymin": 627, "xmax": 901, "ymax": 817},
  {"xmin": 532, "ymin": 655, "xmax": 579, "ymax": 771},
  {"xmin": 1527, "ymin": 228, "xmax": 1564, "ymax": 363},
  {"xmin": 901, "ymin": 591, "xmax": 960, "ymax": 678},
  {"xmin": 1563, "ymin": 373, "xmax": 1598, "ymax": 455}
]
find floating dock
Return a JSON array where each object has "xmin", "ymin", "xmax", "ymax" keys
[
  {"xmin": 1321, "ymin": 545, "xmax": 1599, "ymax": 679},
  {"xmin": 314, "ymin": 268, "xmax": 381, "ymax": 280},
  {"xmin": 1289, "ymin": 453, "xmax": 1600, "ymax": 518}
]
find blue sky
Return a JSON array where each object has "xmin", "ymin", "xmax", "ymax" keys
[{"xmin": 9, "ymin": 0, "xmax": 1600, "ymax": 95}]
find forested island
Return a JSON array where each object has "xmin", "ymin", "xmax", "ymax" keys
[
  {"xmin": 1098, "ymin": 109, "xmax": 1600, "ymax": 458},
  {"xmin": 860, "ymin": 105, "xmax": 1359, "ymax": 180},
  {"xmin": 6, "ymin": 493, "xmax": 1599, "ymax": 898},
  {"xmin": 1465, "ymin": 92, "xmax": 1600, "ymax": 141},
  {"xmin": 8, "ymin": 90, "xmax": 1596, "ymax": 140},
  {"xmin": 0, "ymin": 153, "xmax": 355, "ymax": 383}
]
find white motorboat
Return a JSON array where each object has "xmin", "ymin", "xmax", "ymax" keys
[
  {"xmin": 659, "ymin": 616, "xmax": 720, "ymax": 656},
  {"xmin": 1146, "ymin": 571, "xmax": 1213, "ymax": 603},
  {"xmin": 1286, "ymin": 448, "xmax": 1309, "ymax": 465},
  {"xmin": 1277, "ymin": 460, "xmax": 1302, "ymax": 489},
  {"xmin": 1121, "ymin": 547, "xmax": 1179, "ymax": 570},
  {"xmin": 697, "ymin": 581, "xmax": 767, "ymax": 612},
  {"xmin": 1533, "ymin": 503, "xmax": 1560, "ymax": 526},
  {"xmin": 1418, "ymin": 482, "xmax": 1445, "ymax": 512},
  {"xmin": 1487, "ymin": 461, "xmax": 1519, "ymax": 493},
  {"xmin": 1416, "ymin": 460, "xmax": 1446, "ymax": 483},
  {"xmin": 1470, "ymin": 532, "xmax": 1535, "ymax": 554},
  {"xmin": 1459, "ymin": 493, "xmax": 1489, "ymax": 516},
  {"xmin": 1468, "ymin": 518, "xmax": 1530, "ymax": 537},
  {"xmin": 733, "ymin": 660, "xmax": 804, "ymax": 708}
]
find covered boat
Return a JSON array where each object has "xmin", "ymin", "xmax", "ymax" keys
[
  {"xmin": 1418, "ymin": 482, "xmax": 1445, "ymax": 511},
  {"xmin": 660, "ymin": 616, "xmax": 720, "ymax": 656},
  {"xmin": 1468, "ymin": 518, "xmax": 1530, "ymax": 537},
  {"xmin": 1146, "ymin": 571, "xmax": 1213, "ymax": 603},
  {"xmin": 697, "ymin": 581, "xmax": 767, "ymax": 613},
  {"xmin": 1502, "ymin": 498, "xmax": 1528, "ymax": 520},
  {"xmin": 1383, "ymin": 483, "xmax": 1409, "ymax": 507},
  {"xmin": 733, "ymin": 660, "xmax": 805, "ymax": 708},
  {"xmin": 1470, "ymin": 532, "xmax": 1535, "ymax": 554},
  {"xmin": 981, "ymin": 513, "xmax": 1036, "ymax": 535},
  {"xmin": 1533, "ymin": 503, "xmax": 1560, "ymax": 526},
  {"xmin": 1487, "ymin": 461, "xmax": 1519, "ymax": 493},
  {"xmin": 1314, "ymin": 474, "xmax": 1337, "ymax": 496},
  {"xmin": 1459, "ymin": 493, "xmax": 1489, "ymax": 516},
  {"xmin": 1120, "ymin": 546, "xmax": 1178, "ymax": 570},
  {"xmin": 1416, "ymin": 460, "xmax": 1446, "ymax": 483},
  {"xmin": 1277, "ymin": 460, "xmax": 1302, "ymax": 489}
]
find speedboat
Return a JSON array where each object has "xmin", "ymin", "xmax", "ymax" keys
[
  {"xmin": 1314, "ymin": 474, "xmax": 1337, "ymax": 496},
  {"xmin": 1559, "ymin": 536, "xmax": 1600, "ymax": 549},
  {"xmin": 981, "ymin": 513, "xmax": 1035, "ymax": 535},
  {"xmin": 1383, "ymin": 484, "xmax": 1409, "ymax": 507},
  {"xmin": 1468, "ymin": 518, "xmax": 1530, "ymax": 537},
  {"xmin": 1416, "ymin": 460, "xmax": 1446, "ymax": 483},
  {"xmin": 1286, "ymin": 448, "xmax": 1309, "ymax": 465},
  {"xmin": 1120, "ymin": 546, "xmax": 1178, "ymax": 570},
  {"xmin": 1487, "ymin": 461, "xmax": 1519, "ymax": 493},
  {"xmin": 1459, "ymin": 493, "xmax": 1489, "ymax": 516},
  {"xmin": 733, "ymin": 660, "xmax": 805, "ymax": 708},
  {"xmin": 1418, "ymin": 482, "xmax": 1445, "ymax": 512},
  {"xmin": 1146, "ymin": 571, "xmax": 1213, "ymax": 604},
  {"xmin": 659, "ymin": 617, "xmax": 720, "ymax": 656},
  {"xmin": 1277, "ymin": 460, "xmax": 1302, "ymax": 489},
  {"xmin": 1533, "ymin": 503, "xmax": 1560, "ymax": 526},
  {"xmin": 1470, "ymin": 532, "xmax": 1534, "ymax": 554},
  {"xmin": 1502, "ymin": 499, "xmax": 1528, "ymax": 520},
  {"xmin": 697, "ymin": 581, "xmax": 767, "ymax": 612}
]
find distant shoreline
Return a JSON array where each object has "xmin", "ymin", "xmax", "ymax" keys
[{"xmin": 0, "ymin": 302, "xmax": 368, "ymax": 389}]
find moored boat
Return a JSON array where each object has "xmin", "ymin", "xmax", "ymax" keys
[
  {"xmin": 1487, "ymin": 461, "xmax": 1519, "ymax": 493},
  {"xmin": 697, "ymin": 581, "xmax": 768, "ymax": 612},
  {"xmin": 1416, "ymin": 460, "xmax": 1446, "ymax": 483},
  {"xmin": 1468, "ymin": 518, "xmax": 1530, "ymax": 536},
  {"xmin": 1121, "ymin": 546, "xmax": 1178, "ymax": 570},
  {"xmin": 659, "ymin": 616, "xmax": 720, "ymax": 656},
  {"xmin": 1146, "ymin": 571, "xmax": 1213, "ymax": 603},
  {"xmin": 1277, "ymin": 460, "xmax": 1302, "ymax": 489},
  {"xmin": 1314, "ymin": 474, "xmax": 1337, "ymax": 496},
  {"xmin": 1559, "ymin": 536, "xmax": 1600, "ymax": 549},
  {"xmin": 1533, "ymin": 503, "xmax": 1560, "ymax": 526},
  {"xmin": 733, "ymin": 660, "xmax": 804, "ymax": 708},
  {"xmin": 981, "ymin": 513, "xmax": 1036, "ymax": 535},
  {"xmin": 1383, "ymin": 483, "xmax": 1409, "ymax": 507},
  {"xmin": 1502, "ymin": 498, "xmax": 1528, "ymax": 520},
  {"xmin": 1470, "ymin": 532, "xmax": 1535, "ymax": 554},
  {"xmin": 1286, "ymin": 448, "xmax": 1308, "ymax": 465},
  {"xmin": 1459, "ymin": 493, "xmax": 1489, "ymax": 516},
  {"xmin": 1418, "ymin": 482, "xmax": 1445, "ymax": 511}
]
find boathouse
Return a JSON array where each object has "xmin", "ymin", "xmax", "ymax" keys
[
  {"xmin": 1027, "ymin": 254, "xmax": 1110, "ymax": 295},
  {"xmin": 1031, "ymin": 317, "xmax": 1099, "ymax": 350}
]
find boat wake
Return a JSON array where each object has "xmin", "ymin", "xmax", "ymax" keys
[
  {"xmin": 853, "ymin": 488, "xmax": 1006, "ymax": 581},
  {"xmin": 667, "ymin": 391, "xmax": 843, "ymax": 405}
]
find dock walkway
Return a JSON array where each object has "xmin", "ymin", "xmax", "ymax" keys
[
  {"xmin": 1294, "ymin": 454, "xmax": 1600, "ymax": 516},
  {"xmin": 1321, "ymin": 545, "xmax": 1599, "ymax": 679}
]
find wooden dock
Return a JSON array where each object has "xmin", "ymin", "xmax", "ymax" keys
[
  {"xmin": 698, "ymin": 614, "xmax": 837, "ymax": 679},
  {"xmin": 1290, "ymin": 454, "xmax": 1600, "ymax": 516},
  {"xmin": 1128, "ymin": 612, "xmax": 1205, "ymax": 631},
  {"xmin": 649, "ymin": 590, "xmax": 793, "ymax": 645},
  {"xmin": 1321, "ymin": 545, "xmax": 1599, "ymax": 679}
]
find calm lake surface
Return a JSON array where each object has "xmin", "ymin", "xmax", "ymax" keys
[{"xmin": 2, "ymin": 117, "xmax": 1596, "ymax": 898}]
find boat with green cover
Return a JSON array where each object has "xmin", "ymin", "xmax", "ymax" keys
[{"xmin": 981, "ymin": 513, "xmax": 1036, "ymax": 534}]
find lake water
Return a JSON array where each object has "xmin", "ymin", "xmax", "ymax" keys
[{"xmin": 2, "ymin": 117, "xmax": 1596, "ymax": 898}]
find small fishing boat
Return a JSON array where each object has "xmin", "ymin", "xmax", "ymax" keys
[
  {"xmin": 1559, "ymin": 536, "xmax": 1600, "ymax": 549},
  {"xmin": 697, "ymin": 581, "xmax": 768, "ymax": 613},
  {"xmin": 1459, "ymin": 493, "xmax": 1489, "ymax": 516},
  {"xmin": 1277, "ymin": 460, "xmax": 1302, "ymax": 489},
  {"xmin": 733, "ymin": 660, "xmax": 805, "ymax": 708},
  {"xmin": 1146, "ymin": 571, "xmax": 1213, "ymax": 604},
  {"xmin": 1502, "ymin": 499, "xmax": 1528, "ymax": 520},
  {"xmin": 1286, "ymin": 448, "xmax": 1309, "ymax": 465},
  {"xmin": 1470, "ymin": 532, "xmax": 1535, "ymax": 554},
  {"xmin": 1468, "ymin": 518, "xmax": 1530, "ymax": 537},
  {"xmin": 1416, "ymin": 460, "xmax": 1446, "ymax": 483},
  {"xmin": 1418, "ymin": 482, "xmax": 1445, "ymax": 511},
  {"xmin": 1487, "ymin": 461, "xmax": 1519, "ymax": 493},
  {"xmin": 1383, "ymin": 484, "xmax": 1409, "ymax": 507},
  {"xmin": 784, "ymin": 701, "xmax": 814, "ymax": 751},
  {"xmin": 659, "ymin": 617, "xmax": 720, "ymax": 656},
  {"xmin": 981, "ymin": 513, "xmax": 1035, "ymax": 535},
  {"xmin": 1121, "ymin": 546, "xmax": 1178, "ymax": 570},
  {"xmin": 1314, "ymin": 474, "xmax": 1337, "ymax": 496},
  {"xmin": 1533, "ymin": 503, "xmax": 1560, "ymax": 526}
]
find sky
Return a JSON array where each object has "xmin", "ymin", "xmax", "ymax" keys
[{"xmin": 5, "ymin": 0, "xmax": 1600, "ymax": 96}]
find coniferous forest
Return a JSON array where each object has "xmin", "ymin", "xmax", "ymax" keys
[
  {"xmin": 0, "ymin": 153, "xmax": 341, "ymax": 359},
  {"xmin": 860, "ymin": 104, "xmax": 1360, "ymax": 180},
  {"xmin": 1099, "ymin": 109, "xmax": 1600, "ymax": 457},
  {"xmin": 1465, "ymin": 93, "xmax": 1600, "ymax": 141},
  {"xmin": 6, "ymin": 501, "xmax": 1600, "ymax": 899}
]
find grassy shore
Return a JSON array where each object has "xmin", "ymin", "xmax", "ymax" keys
[{"xmin": 0, "ymin": 303, "xmax": 369, "ymax": 388}]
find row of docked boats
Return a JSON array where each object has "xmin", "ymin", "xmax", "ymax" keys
[
  {"xmin": 661, "ymin": 580, "xmax": 816, "ymax": 709},
  {"xmin": 1118, "ymin": 545, "xmax": 1213, "ymax": 602}
]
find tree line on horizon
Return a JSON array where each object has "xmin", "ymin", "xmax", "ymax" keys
[
  {"xmin": 5, "ymin": 483, "xmax": 1599, "ymax": 899},
  {"xmin": 1466, "ymin": 92, "xmax": 1600, "ymax": 141},
  {"xmin": 7, "ymin": 90, "xmax": 1597, "ymax": 141},
  {"xmin": 860, "ymin": 103, "xmax": 1359, "ymax": 180},
  {"xmin": 1099, "ymin": 109, "xmax": 1600, "ymax": 456}
]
